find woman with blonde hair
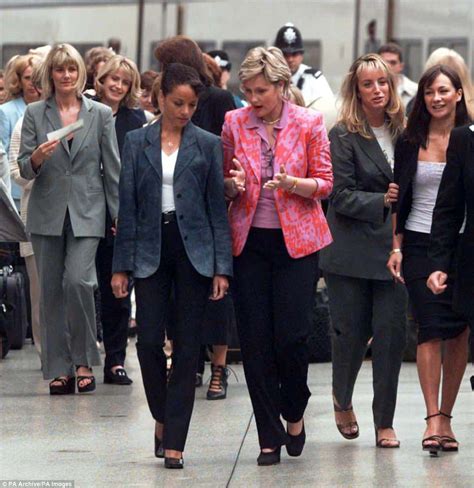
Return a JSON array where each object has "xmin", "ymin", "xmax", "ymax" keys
[
  {"xmin": 223, "ymin": 46, "xmax": 333, "ymax": 465},
  {"xmin": 319, "ymin": 53, "xmax": 408, "ymax": 448},
  {"xmin": 18, "ymin": 43, "xmax": 120, "ymax": 395},
  {"xmin": 94, "ymin": 54, "xmax": 146, "ymax": 385},
  {"xmin": 0, "ymin": 54, "xmax": 41, "ymax": 206}
]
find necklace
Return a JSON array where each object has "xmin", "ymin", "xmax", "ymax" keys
[{"xmin": 262, "ymin": 116, "xmax": 281, "ymax": 125}]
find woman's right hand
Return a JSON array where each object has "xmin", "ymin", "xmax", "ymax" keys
[
  {"xmin": 229, "ymin": 158, "xmax": 246, "ymax": 194},
  {"xmin": 31, "ymin": 139, "xmax": 60, "ymax": 169},
  {"xmin": 387, "ymin": 251, "xmax": 404, "ymax": 284},
  {"xmin": 111, "ymin": 272, "xmax": 129, "ymax": 298}
]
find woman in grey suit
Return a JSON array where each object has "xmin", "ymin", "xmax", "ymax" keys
[
  {"xmin": 319, "ymin": 54, "xmax": 407, "ymax": 447},
  {"xmin": 111, "ymin": 63, "xmax": 232, "ymax": 469},
  {"xmin": 18, "ymin": 44, "xmax": 120, "ymax": 395}
]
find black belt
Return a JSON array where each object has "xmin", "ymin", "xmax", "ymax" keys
[{"xmin": 162, "ymin": 211, "xmax": 177, "ymax": 224}]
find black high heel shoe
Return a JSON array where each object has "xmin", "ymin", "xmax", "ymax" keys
[
  {"xmin": 49, "ymin": 376, "xmax": 75, "ymax": 395},
  {"xmin": 164, "ymin": 456, "xmax": 184, "ymax": 469},
  {"xmin": 422, "ymin": 413, "xmax": 442, "ymax": 456},
  {"xmin": 155, "ymin": 435, "xmax": 164, "ymax": 458},
  {"xmin": 286, "ymin": 421, "xmax": 306, "ymax": 457},
  {"xmin": 257, "ymin": 446, "xmax": 281, "ymax": 466}
]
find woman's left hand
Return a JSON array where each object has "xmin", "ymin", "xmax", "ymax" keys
[
  {"xmin": 385, "ymin": 182, "xmax": 399, "ymax": 205},
  {"xmin": 263, "ymin": 164, "xmax": 295, "ymax": 191},
  {"xmin": 210, "ymin": 275, "xmax": 229, "ymax": 301}
]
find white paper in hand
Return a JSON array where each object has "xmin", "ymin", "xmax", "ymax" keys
[{"xmin": 47, "ymin": 119, "xmax": 84, "ymax": 141}]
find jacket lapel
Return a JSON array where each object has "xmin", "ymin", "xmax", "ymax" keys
[
  {"xmin": 356, "ymin": 132, "xmax": 393, "ymax": 180},
  {"xmin": 174, "ymin": 122, "xmax": 198, "ymax": 182},
  {"xmin": 144, "ymin": 121, "xmax": 162, "ymax": 180},
  {"xmin": 45, "ymin": 98, "xmax": 69, "ymax": 155},
  {"xmin": 240, "ymin": 116, "xmax": 262, "ymax": 183},
  {"xmin": 69, "ymin": 96, "xmax": 94, "ymax": 162}
]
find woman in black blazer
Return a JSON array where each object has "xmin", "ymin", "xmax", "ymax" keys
[
  {"xmin": 388, "ymin": 65, "xmax": 470, "ymax": 454},
  {"xmin": 111, "ymin": 63, "xmax": 232, "ymax": 468},
  {"xmin": 154, "ymin": 35, "xmax": 237, "ymax": 399},
  {"xmin": 319, "ymin": 54, "xmax": 407, "ymax": 448},
  {"xmin": 93, "ymin": 55, "xmax": 147, "ymax": 385}
]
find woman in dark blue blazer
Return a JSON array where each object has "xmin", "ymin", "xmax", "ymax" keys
[
  {"xmin": 93, "ymin": 55, "xmax": 147, "ymax": 385},
  {"xmin": 111, "ymin": 63, "xmax": 232, "ymax": 469}
]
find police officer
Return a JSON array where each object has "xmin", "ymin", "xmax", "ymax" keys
[{"xmin": 274, "ymin": 23, "xmax": 336, "ymax": 129}]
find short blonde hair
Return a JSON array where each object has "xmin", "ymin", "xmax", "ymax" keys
[
  {"xmin": 41, "ymin": 43, "xmax": 86, "ymax": 99},
  {"xmin": 95, "ymin": 55, "xmax": 141, "ymax": 109},
  {"xmin": 4, "ymin": 54, "xmax": 38, "ymax": 100},
  {"xmin": 239, "ymin": 46, "xmax": 291, "ymax": 97},
  {"xmin": 425, "ymin": 48, "xmax": 474, "ymax": 120},
  {"xmin": 338, "ymin": 53, "xmax": 404, "ymax": 139}
]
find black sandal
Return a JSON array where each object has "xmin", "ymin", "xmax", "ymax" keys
[
  {"xmin": 333, "ymin": 403, "xmax": 359, "ymax": 440},
  {"xmin": 422, "ymin": 413, "xmax": 442, "ymax": 456},
  {"xmin": 206, "ymin": 364, "xmax": 229, "ymax": 400},
  {"xmin": 438, "ymin": 411, "xmax": 459, "ymax": 452},
  {"xmin": 49, "ymin": 376, "xmax": 75, "ymax": 395},
  {"xmin": 76, "ymin": 366, "xmax": 96, "ymax": 393}
]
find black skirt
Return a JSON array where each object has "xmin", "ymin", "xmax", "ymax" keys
[{"xmin": 402, "ymin": 230, "xmax": 467, "ymax": 344}]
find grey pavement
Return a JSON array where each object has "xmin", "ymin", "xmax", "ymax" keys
[{"xmin": 1, "ymin": 340, "xmax": 473, "ymax": 488}]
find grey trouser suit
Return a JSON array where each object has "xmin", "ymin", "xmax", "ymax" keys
[{"xmin": 18, "ymin": 96, "xmax": 120, "ymax": 379}]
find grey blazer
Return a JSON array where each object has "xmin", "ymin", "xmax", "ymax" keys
[
  {"xmin": 18, "ymin": 96, "xmax": 120, "ymax": 237},
  {"xmin": 112, "ymin": 120, "xmax": 233, "ymax": 279},
  {"xmin": 319, "ymin": 123, "xmax": 394, "ymax": 280}
]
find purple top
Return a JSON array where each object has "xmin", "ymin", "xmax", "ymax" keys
[{"xmin": 246, "ymin": 100, "xmax": 290, "ymax": 229}]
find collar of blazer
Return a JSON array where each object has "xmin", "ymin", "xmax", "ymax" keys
[
  {"xmin": 45, "ymin": 95, "xmax": 94, "ymax": 161},
  {"xmin": 354, "ymin": 128, "xmax": 393, "ymax": 181},
  {"xmin": 144, "ymin": 117, "xmax": 198, "ymax": 182},
  {"xmin": 239, "ymin": 103, "xmax": 303, "ymax": 183}
]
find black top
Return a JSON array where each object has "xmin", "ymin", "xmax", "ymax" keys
[
  {"xmin": 114, "ymin": 105, "xmax": 147, "ymax": 156},
  {"xmin": 192, "ymin": 86, "xmax": 236, "ymax": 136}
]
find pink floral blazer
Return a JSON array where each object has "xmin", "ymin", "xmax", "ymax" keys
[{"xmin": 222, "ymin": 103, "xmax": 333, "ymax": 258}]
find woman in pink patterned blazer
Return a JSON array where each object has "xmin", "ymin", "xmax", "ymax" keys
[{"xmin": 222, "ymin": 46, "xmax": 333, "ymax": 466}]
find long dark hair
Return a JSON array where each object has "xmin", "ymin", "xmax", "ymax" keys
[{"xmin": 406, "ymin": 64, "xmax": 469, "ymax": 148}]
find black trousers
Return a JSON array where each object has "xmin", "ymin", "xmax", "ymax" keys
[
  {"xmin": 134, "ymin": 220, "xmax": 211, "ymax": 451},
  {"xmin": 96, "ymin": 238, "xmax": 131, "ymax": 371},
  {"xmin": 233, "ymin": 228, "xmax": 318, "ymax": 448},
  {"xmin": 325, "ymin": 272, "xmax": 407, "ymax": 428}
]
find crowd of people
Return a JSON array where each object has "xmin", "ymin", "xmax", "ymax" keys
[{"xmin": 0, "ymin": 21, "xmax": 473, "ymax": 470}]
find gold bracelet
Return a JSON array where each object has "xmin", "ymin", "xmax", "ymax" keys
[
  {"xmin": 389, "ymin": 248, "xmax": 402, "ymax": 256},
  {"xmin": 287, "ymin": 177, "xmax": 298, "ymax": 194}
]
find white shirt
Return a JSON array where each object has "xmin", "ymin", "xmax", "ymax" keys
[
  {"xmin": 371, "ymin": 124, "xmax": 394, "ymax": 170},
  {"xmin": 161, "ymin": 149, "xmax": 178, "ymax": 212},
  {"xmin": 291, "ymin": 63, "xmax": 334, "ymax": 108}
]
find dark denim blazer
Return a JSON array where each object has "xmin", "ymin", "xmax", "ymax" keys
[{"xmin": 112, "ymin": 119, "xmax": 233, "ymax": 279}]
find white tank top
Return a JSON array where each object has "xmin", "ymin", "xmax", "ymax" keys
[{"xmin": 405, "ymin": 161, "xmax": 445, "ymax": 234}]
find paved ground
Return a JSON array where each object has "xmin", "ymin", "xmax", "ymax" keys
[{"xmin": 1, "ymin": 339, "xmax": 473, "ymax": 488}]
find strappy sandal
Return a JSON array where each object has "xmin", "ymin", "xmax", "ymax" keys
[
  {"xmin": 49, "ymin": 376, "xmax": 75, "ymax": 395},
  {"xmin": 76, "ymin": 366, "xmax": 96, "ymax": 393},
  {"xmin": 333, "ymin": 402, "xmax": 359, "ymax": 440},
  {"xmin": 438, "ymin": 411, "xmax": 459, "ymax": 452},
  {"xmin": 374, "ymin": 427, "xmax": 400, "ymax": 448},
  {"xmin": 422, "ymin": 413, "xmax": 442, "ymax": 456}
]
